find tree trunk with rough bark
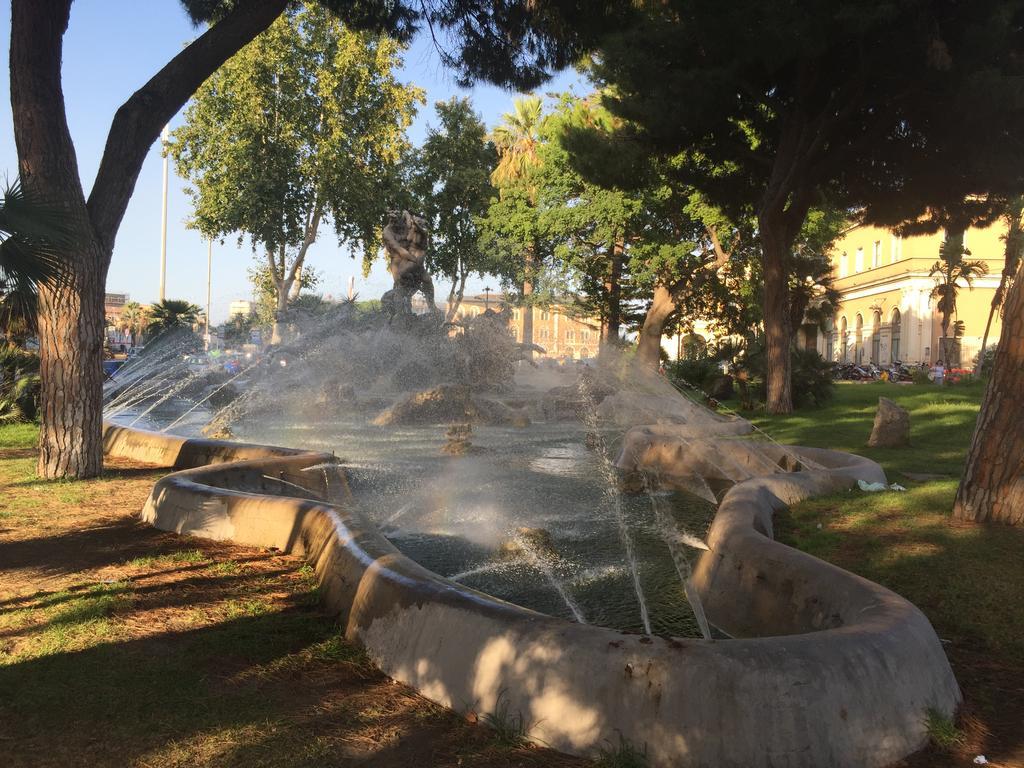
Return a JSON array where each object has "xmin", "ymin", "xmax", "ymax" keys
[
  {"xmin": 36, "ymin": 241, "xmax": 108, "ymax": 478},
  {"xmin": 760, "ymin": 224, "xmax": 794, "ymax": 414},
  {"xmin": 636, "ymin": 284, "xmax": 676, "ymax": 369},
  {"xmin": 521, "ymin": 246, "xmax": 535, "ymax": 354},
  {"xmin": 445, "ymin": 265, "xmax": 468, "ymax": 322},
  {"xmin": 953, "ymin": 259, "xmax": 1024, "ymax": 524},
  {"xmin": 604, "ymin": 240, "xmax": 624, "ymax": 347},
  {"xmin": 10, "ymin": 0, "xmax": 288, "ymax": 478}
]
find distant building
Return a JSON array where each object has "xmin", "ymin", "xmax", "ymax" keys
[
  {"xmin": 104, "ymin": 293, "xmax": 132, "ymax": 348},
  {"xmin": 228, "ymin": 299, "xmax": 253, "ymax": 318},
  {"xmin": 808, "ymin": 222, "xmax": 1006, "ymax": 366},
  {"xmin": 447, "ymin": 294, "xmax": 601, "ymax": 360}
]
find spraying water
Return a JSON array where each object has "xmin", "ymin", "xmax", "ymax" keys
[{"xmin": 577, "ymin": 374, "xmax": 652, "ymax": 635}]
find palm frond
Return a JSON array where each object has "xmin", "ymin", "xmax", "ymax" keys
[{"xmin": 0, "ymin": 178, "xmax": 74, "ymax": 291}]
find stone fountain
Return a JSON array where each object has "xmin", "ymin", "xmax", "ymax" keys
[{"xmin": 100, "ymin": 211, "xmax": 959, "ymax": 768}]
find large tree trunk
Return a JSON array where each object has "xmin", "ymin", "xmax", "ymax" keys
[
  {"xmin": 604, "ymin": 240, "xmax": 624, "ymax": 347},
  {"xmin": 521, "ymin": 246, "xmax": 535, "ymax": 354},
  {"xmin": 636, "ymin": 284, "xmax": 676, "ymax": 369},
  {"xmin": 445, "ymin": 266, "xmax": 469, "ymax": 322},
  {"xmin": 36, "ymin": 241, "xmax": 108, "ymax": 478},
  {"xmin": 760, "ymin": 224, "xmax": 793, "ymax": 414},
  {"xmin": 10, "ymin": 0, "xmax": 288, "ymax": 479},
  {"xmin": 953, "ymin": 259, "xmax": 1024, "ymax": 524}
]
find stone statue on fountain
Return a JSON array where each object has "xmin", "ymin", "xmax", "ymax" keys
[{"xmin": 381, "ymin": 209, "xmax": 437, "ymax": 318}]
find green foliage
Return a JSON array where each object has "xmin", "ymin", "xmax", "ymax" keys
[
  {"xmin": 479, "ymin": 691, "xmax": 530, "ymax": 748},
  {"xmin": 929, "ymin": 230, "xmax": 989, "ymax": 358},
  {"xmin": 720, "ymin": 340, "xmax": 835, "ymax": 410},
  {"xmin": 924, "ymin": 709, "xmax": 965, "ymax": 751},
  {"xmin": 786, "ymin": 347, "xmax": 837, "ymax": 408},
  {"xmin": 247, "ymin": 261, "xmax": 321, "ymax": 329},
  {"xmin": 664, "ymin": 358, "xmax": 721, "ymax": 393},
  {"xmin": 406, "ymin": 98, "xmax": 498, "ymax": 313},
  {"xmin": 115, "ymin": 301, "xmax": 150, "ymax": 347},
  {"xmin": 0, "ymin": 344, "xmax": 40, "ymax": 424},
  {"xmin": 170, "ymin": 6, "xmax": 423, "ymax": 307},
  {"xmin": 223, "ymin": 312, "xmax": 256, "ymax": 347},
  {"xmin": 0, "ymin": 177, "xmax": 75, "ymax": 343},
  {"xmin": 595, "ymin": 736, "xmax": 649, "ymax": 768},
  {"xmin": 147, "ymin": 299, "xmax": 201, "ymax": 336},
  {"xmin": 974, "ymin": 345, "xmax": 997, "ymax": 377}
]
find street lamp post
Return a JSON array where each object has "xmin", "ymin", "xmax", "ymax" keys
[
  {"xmin": 484, "ymin": 286, "xmax": 492, "ymax": 310},
  {"xmin": 158, "ymin": 124, "xmax": 170, "ymax": 302},
  {"xmin": 205, "ymin": 238, "xmax": 213, "ymax": 351}
]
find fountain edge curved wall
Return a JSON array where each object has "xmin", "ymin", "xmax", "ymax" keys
[{"xmin": 102, "ymin": 422, "xmax": 960, "ymax": 768}]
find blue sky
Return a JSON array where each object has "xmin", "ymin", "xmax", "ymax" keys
[{"xmin": 0, "ymin": 0, "xmax": 582, "ymax": 322}]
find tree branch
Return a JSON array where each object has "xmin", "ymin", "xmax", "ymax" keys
[
  {"xmin": 9, "ymin": 1, "xmax": 89, "ymax": 213},
  {"xmin": 286, "ymin": 200, "xmax": 324, "ymax": 285},
  {"xmin": 87, "ymin": 0, "xmax": 289, "ymax": 248}
]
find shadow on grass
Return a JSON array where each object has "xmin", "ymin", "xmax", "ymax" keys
[
  {"xmin": 776, "ymin": 487, "xmax": 1024, "ymax": 767},
  {"xmin": 3, "ymin": 465, "xmax": 165, "ymax": 488},
  {"xmin": 0, "ymin": 605, "xmax": 582, "ymax": 768},
  {"xmin": 0, "ymin": 518, "xmax": 176, "ymax": 577},
  {"xmin": 0, "ymin": 554, "xmax": 273, "ymax": 610}
]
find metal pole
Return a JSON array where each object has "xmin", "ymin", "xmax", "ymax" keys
[
  {"xmin": 205, "ymin": 239, "xmax": 213, "ymax": 351},
  {"xmin": 159, "ymin": 124, "xmax": 170, "ymax": 302}
]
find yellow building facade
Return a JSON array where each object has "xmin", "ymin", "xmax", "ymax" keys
[
  {"xmin": 812, "ymin": 222, "xmax": 1006, "ymax": 366},
  {"xmin": 448, "ymin": 294, "xmax": 601, "ymax": 360}
]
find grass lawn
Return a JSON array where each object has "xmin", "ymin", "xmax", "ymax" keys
[
  {"xmin": 756, "ymin": 382, "xmax": 1024, "ymax": 767},
  {"xmin": 0, "ymin": 424, "xmax": 591, "ymax": 768}
]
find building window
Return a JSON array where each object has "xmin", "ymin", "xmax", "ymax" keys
[
  {"xmin": 871, "ymin": 310, "xmax": 882, "ymax": 363},
  {"xmin": 872, "ymin": 241, "xmax": 881, "ymax": 269},
  {"xmin": 541, "ymin": 310, "xmax": 550, "ymax": 320},
  {"xmin": 891, "ymin": 308, "xmax": 902, "ymax": 361},
  {"xmin": 566, "ymin": 330, "xmax": 575, "ymax": 341},
  {"xmin": 890, "ymin": 235, "xmax": 900, "ymax": 263},
  {"xmin": 855, "ymin": 247, "xmax": 864, "ymax": 273},
  {"xmin": 839, "ymin": 251, "xmax": 848, "ymax": 278},
  {"xmin": 855, "ymin": 314, "xmax": 864, "ymax": 363}
]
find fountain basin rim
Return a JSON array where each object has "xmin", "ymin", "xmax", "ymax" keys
[{"xmin": 103, "ymin": 421, "xmax": 960, "ymax": 768}]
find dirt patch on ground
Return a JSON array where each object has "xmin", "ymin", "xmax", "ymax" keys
[{"xmin": 0, "ymin": 445, "xmax": 590, "ymax": 768}]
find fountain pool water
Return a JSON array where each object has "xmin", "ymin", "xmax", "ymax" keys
[
  {"xmin": 223, "ymin": 409, "xmax": 717, "ymax": 637},
  {"xmin": 104, "ymin": 314, "xmax": 776, "ymax": 640}
]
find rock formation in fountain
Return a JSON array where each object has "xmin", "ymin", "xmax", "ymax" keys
[
  {"xmin": 372, "ymin": 384, "xmax": 529, "ymax": 427},
  {"xmin": 441, "ymin": 423, "xmax": 475, "ymax": 455},
  {"xmin": 380, "ymin": 209, "xmax": 437, "ymax": 318}
]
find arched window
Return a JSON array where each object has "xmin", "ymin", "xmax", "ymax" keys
[
  {"xmin": 840, "ymin": 316, "xmax": 849, "ymax": 361},
  {"xmin": 824, "ymin": 317, "xmax": 835, "ymax": 361},
  {"xmin": 855, "ymin": 314, "xmax": 864, "ymax": 364},
  {"xmin": 891, "ymin": 308, "xmax": 902, "ymax": 362},
  {"xmin": 681, "ymin": 333, "xmax": 707, "ymax": 360},
  {"xmin": 871, "ymin": 310, "xmax": 882, "ymax": 363}
]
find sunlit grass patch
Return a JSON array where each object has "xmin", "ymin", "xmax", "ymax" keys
[
  {"xmin": 0, "ymin": 422, "xmax": 39, "ymax": 449},
  {"xmin": 4, "ymin": 581, "xmax": 130, "ymax": 664},
  {"xmin": 127, "ymin": 549, "xmax": 207, "ymax": 568}
]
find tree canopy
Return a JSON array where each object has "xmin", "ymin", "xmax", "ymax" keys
[
  {"xmin": 407, "ymin": 98, "xmax": 499, "ymax": 319},
  {"xmin": 536, "ymin": 0, "xmax": 1024, "ymax": 410},
  {"xmin": 170, "ymin": 4, "xmax": 423, "ymax": 342}
]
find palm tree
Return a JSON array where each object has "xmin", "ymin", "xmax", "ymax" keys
[
  {"xmin": 979, "ymin": 198, "xmax": 1024, "ymax": 370},
  {"xmin": 0, "ymin": 178, "xmax": 71, "ymax": 342},
  {"xmin": 490, "ymin": 96, "xmax": 544, "ymax": 190},
  {"xmin": 930, "ymin": 231, "xmax": 988, "ymax": 364},
  {"xmin": 116, "ymin": 301, "xmax": 150, "ymax": 347},
  {"xmin": 147, "ymin": 299, "xmax": 201, "ymax": 337},
  {"xmin": 490, "ymin": 96, "xmax": 545, "ymax": 351}
]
